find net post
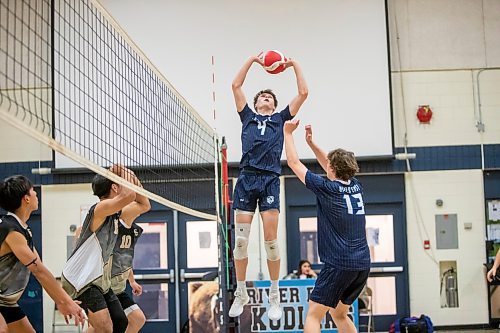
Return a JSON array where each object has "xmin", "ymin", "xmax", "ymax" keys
[{"xmin": 218, "ymin": 137, "xmax": 237, "ymax": 332}]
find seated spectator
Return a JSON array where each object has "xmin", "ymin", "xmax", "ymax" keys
[
  {"xmin": 297, "ymin": 260, "xmax": 317, "ymax": 279},
  {"xmin": 283, "ymin": 260, "xmax": 318, "ymax": 280}
]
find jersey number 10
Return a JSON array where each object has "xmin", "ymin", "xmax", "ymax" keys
[
  {"xmin": 120, "ymin": 235, "xmax": 132, "ymax": 249},
  {"xmin": 343, "ymin": 193, "xmax": 365, "ymax": 215}
]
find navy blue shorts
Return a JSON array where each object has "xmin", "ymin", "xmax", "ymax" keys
[
  {"xmin": 310, "ymin": 265, "xmax": 370, "ymax": 309},
  {"xmin": 233, "ymin": 172, "xmax": 280, "ymax": 212}
]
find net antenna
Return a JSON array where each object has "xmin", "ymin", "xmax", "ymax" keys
[{"xmin": 0, "ymin": 0, "xmax": 218, "ymax": 221}]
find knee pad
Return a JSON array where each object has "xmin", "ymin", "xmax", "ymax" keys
[
  {"xmin": 264, "ymin": 239, "xmax": 280, "ymax": 261},
  {"xmin": 233, "ymin": 223, "xmax": 251, "ymax": 260},
  {"xmin": 235, "ymin": 209, "xmax": 255, "ymax": 216}
]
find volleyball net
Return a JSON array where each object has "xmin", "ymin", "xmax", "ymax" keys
[{"xmin": 0, "ymin": 0, "xmax": 219, "ymax": 220}]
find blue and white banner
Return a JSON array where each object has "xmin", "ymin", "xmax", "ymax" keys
[{"xmin": 238, "ymin": 279, "xmax": 358, "ymax": 333}]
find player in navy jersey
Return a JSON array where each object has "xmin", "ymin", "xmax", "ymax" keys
[
  {"xmin": 284, "ymin": 120, "xmax": 370, "ymax": 333},
  {"xmin": 0, "ymin": 175, "xmax": 85, "ymax": 332},
  {"xmin": 229, "ymin": 53, "xmax": 308, "ymax": 321}
]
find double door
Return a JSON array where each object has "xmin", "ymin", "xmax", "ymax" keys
[{"xmin": 132, "ymin": 209, "xmax": 219, "ymax": 333}]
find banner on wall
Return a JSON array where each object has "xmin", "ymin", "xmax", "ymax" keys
[
  {"xmin": 188, "ymin": 279, "xmax": 358, "ymax": 333},
  {"xmin": 238, "ymin": 279, "xmax": 358, "ymax": 333}
]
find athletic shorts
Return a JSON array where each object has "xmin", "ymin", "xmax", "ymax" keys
[
  {"xmin": 0, "ymin": 305, "xmax": 25, "ymax": 324},
  {"xmin": 233, "ymin": 171, "xmax": 280, "ymax": 212},
  {"xmin": 77, "ymin": 286, "xmax": 128, "ymax": 332},
  {"xmin": 77, "ymin": 286, "xmax": 120, "ymax": 314},
  {"xmin": 310, "ymin": 265, "xmax": 370, "ymax": 309},
  {"xmin": 116, "ymin": 292, "xmax": 139, "ymax": 316}
]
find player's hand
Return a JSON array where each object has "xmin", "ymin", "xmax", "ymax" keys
[
  {"xmin": 58, "ymin": 300, "xmax": 85, "ymax": 327},
  {"xmin": 305, "ymin": 125, "xmax": 313, "ymax": 145},
  {"xmin": 282, "ymin": 57, "xmax": 294, "ymax": 69},
  {"xmin": 284, "ymin": 119, "xmax": 300, "ymax": 134},
  {"xmin": 254, "ymin": 52, "xmax": 264, "ymax": 66},
  {"xmin": 110, "ymin": 164, "xmax": 126, "ymax": 176},
  {"xmin": 131, "ymin": 280, "xmax": 143, "ymax": 296},
  {"xmin": 111, "ymin": 164, "xmax": 137, "ymax": 181},
  {"xmin": 487, "ymin": 266, "xmax": 498, "ymax": 282}
]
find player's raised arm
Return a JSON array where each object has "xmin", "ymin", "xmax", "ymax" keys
[
  {"xmin": 285, "ymin": 59, "xmax": 308, "ymax": 116},
  {"xmin": 232, "ymin": 54, "xmax": 264, "ymax": 113},
  {"xmin": 116, "ymin": 166, "xmax": 151, "ymax": 226},
  {"xmin": 305, "ymin": 125, "xmax": 328, "ymax": 173},
  {"xmin": 284, "ymin": 119, "xmax": 308, "ymax": 184},
  {"xmin": 92, "ymin": 166, "xmax": 136, "ymax": 232}
]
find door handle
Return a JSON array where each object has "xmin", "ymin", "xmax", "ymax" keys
[
  {"xmin": 134, "ymin": 269, "xmax": 175, "ymax": 283},
  {"xmin": 180, "ymin": 269, "xmax": 216, "ymax": 283}
]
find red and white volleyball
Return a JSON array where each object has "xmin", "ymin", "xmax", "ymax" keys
[{"xmin": 262, "ymin": 50, "xmax": 286, "ymax": 74}]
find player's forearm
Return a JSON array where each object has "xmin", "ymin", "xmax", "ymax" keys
[
  {"xmin": 494, "ymin": 250, "xmax": 500, "ymax": 269},
  {"xmin": 132, "ymin": 182, "xmax": 151, "ymax": 212},
  {"xmin": 285, "ymin": 133, "xmax": 301, "ymax": 169},
  {"xmin": 308, "ymin": 141, "xmax": 328, "ymax": 173},
  {"xmin": 291, "ymin": 60, "xmax": 308, "ymax": 98},
  {"xmin": 232, "ymin": 57, "xmax": 257, "ymax": 89},
  {"xmin": 124, "ymin": 172, "xmax": 150, "ymax": 210},
  {"xmin": 128, "ymin": 269, "xmax": 136, "ymax": 284},
  {"xmin": 135, "ymin": 195, "xmax": 151, "ymax": 213},
  {"xmin": 30, "ymin": 262, "xmax": 73, "ymax": 304},
  {"xmin": 285, "ymin": 132, "xmax": 308, "ymax": 183}
]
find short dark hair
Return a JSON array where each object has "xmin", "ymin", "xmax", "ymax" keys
[
  {"xmin": 327, "ymin": 148, "xmax": 359, "ymax": 181},
  {"xmin": 0, "ymin": 175, "xmax": 33, "ymax": 212},
  {"xmin": 253, "ymin": 89, "xmax": 278, "ymax": 109},
  {"xmin": 92, "ymin": 174, "xmax": 115, "ymax": 198}
]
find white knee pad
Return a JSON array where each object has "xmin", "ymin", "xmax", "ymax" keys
[
  {"xmin": 235, "ymin": 209, "xmax": 254, "ymax": 216},
  {"xmin": 233, "ymin": 223, "xmax": 251, "ymax": 260},
  {"xmin": 264, "ymin": 239, "xmax": 280, "ymax": 261}
]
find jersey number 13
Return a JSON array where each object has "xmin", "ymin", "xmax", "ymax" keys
[{"xmin": 343, "ymin": 193, "xmax": 365, "ymax": 215}]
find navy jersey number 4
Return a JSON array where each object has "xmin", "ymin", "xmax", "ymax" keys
[
  {"xmin": 256, "ymin": 118, "xmax": 269, "ymax": 135},
  {"xmin": 343, "ymin": 193, "xmax": 365, "ymax": 215}
]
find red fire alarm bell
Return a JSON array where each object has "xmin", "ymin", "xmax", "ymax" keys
[{"xmin": 417, "ymin": 105, "xmax": 433, "ymax": 124}]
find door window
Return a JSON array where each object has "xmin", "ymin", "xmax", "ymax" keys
[
  {"xmin": 133, "ymin": 283, "xmax": 169, "ymax": 320},
  {"xmin": 133, "ymin": 222, "xmax": 168, "ymax": 269},
  {"xmin": 186, "ymin": 220, "xmax": 218, "ymax": 268}
]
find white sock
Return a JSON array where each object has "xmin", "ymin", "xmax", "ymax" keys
[
  {"xmin": 270, "ymin": 280, "xmax": 279, "ymax": 294},
  {"xmin": 237, "ymin": 281, "xmax": 248, "ymax": 296}
]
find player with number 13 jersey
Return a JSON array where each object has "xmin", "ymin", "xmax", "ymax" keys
[{"xmin": 305, "ymin": 173, "xmax": 370, "ymax": 270}]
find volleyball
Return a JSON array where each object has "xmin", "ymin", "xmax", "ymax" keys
[{"xmin": 262, "ymin": 50, "xmax": 286, "ymax": 74}]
